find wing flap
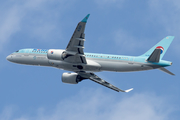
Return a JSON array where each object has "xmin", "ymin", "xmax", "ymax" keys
[
  {"xmin": 89, "ymin": 76, "xmax": 122, "ymax": 92},
  {"xmin": 80, "ymin": 56, "xmax": 87, "ymax": 64},
  {"xmin": 76, "ymin": 38, "xmax": 85, "ymax": 41}
]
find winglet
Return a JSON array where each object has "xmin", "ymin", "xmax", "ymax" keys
[
  {"xmin": 125, "ymin": 88, "xmax": 133, "ymax": 92},
  {"xmin": 81, "ymin": 14, "xmax": 90, "ymax": 23}
]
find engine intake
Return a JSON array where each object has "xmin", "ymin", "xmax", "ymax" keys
[{"xmin": 62, "ymin": 73, "xmax": 84, "ymax": 84}]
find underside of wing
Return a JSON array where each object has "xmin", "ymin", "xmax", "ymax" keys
[
  {"xmin": 62, "ymin": 14, "xmax": 90, "ymax": 64},
  {"xmin": 78, "ymin": 72, "xmax": 133, "ymax": 92}
]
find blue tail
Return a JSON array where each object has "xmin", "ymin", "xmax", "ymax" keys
[{"xmin": 141, "ymin": 36, "xmax": 174, "ymax": 60}]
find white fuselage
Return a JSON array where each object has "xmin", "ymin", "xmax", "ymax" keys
[{"xmin": 6, "ymin": 48, "xmax": 171, "ymax": 73}]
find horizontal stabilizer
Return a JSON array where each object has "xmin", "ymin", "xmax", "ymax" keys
[
  {"xmin": 147, "ymin": 49, "xmax": 161, "ymax": 62},
  {"xmin": 158, "ymin": 67, "xmax": 175, "ymax": 75}
]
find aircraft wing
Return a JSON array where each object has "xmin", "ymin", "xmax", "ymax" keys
[
  {"xmin": 63, "ymin": 14, "xmax": 90, "ymax": 64},
  {"xmin": 79, "ymin": 72, "xmax": 133, "ymax": 92}
]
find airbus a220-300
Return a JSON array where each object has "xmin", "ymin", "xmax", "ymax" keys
[{"xmin": 7, "ymin": 14, "xmax": 175, "ymax": 92}]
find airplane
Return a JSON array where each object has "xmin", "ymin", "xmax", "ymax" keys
[{"xmin": 6, "ymin": 14, "xmax": 175, "ymax": 92}]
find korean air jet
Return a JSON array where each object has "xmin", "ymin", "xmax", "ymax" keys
[{"xmin": 7, "ymin": 14, "xmax": 175, "ymax": 92}]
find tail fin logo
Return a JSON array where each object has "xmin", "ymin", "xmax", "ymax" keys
[{"xmin": 156, "ymin": 46, "xmax": 164, "ymax": 54}]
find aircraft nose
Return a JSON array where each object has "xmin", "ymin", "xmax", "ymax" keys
[{"xmin": 6, "ymin": 55, "xmax": 13, "ymax": 62}]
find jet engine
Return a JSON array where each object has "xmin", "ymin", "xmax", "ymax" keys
[
  {"xmin": 47, "ymin": 49, "xmax": 64, "ymax": 60},
  {"xmin": 62, "ymin": 72, "xmax": 85, "ymax": 84}
]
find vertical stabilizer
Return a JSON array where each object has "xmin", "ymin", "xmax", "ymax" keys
[{"xmin": 141, "ymin": 36, "xmax": 174, "ymax": 60}]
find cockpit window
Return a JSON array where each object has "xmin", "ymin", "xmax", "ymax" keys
[{"xmin": 16, "ymin": 50, "xmax": 19, "ymax": 52}]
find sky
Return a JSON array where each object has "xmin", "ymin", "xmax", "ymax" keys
[{"xmin": 0, "ymin": 0, "xmax": 180, "ymax": 120}]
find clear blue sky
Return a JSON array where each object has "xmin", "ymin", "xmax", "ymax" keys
[{"xmin": 0, "ymin": 0, "xmax": 180, "ymax": 120}]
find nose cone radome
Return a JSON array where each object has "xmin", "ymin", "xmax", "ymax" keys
[{"xmin": 6, "ymin": 55, "xmax": 13, "ymax": 62}]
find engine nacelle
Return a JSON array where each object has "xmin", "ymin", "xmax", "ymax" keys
[
  {"xmin": 62, "ymin": 73, "xmax": 83, "ymax": 84},
  {"xmin": 47, "ymin": 49, "xmax": 64, "ymax": 60}
]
